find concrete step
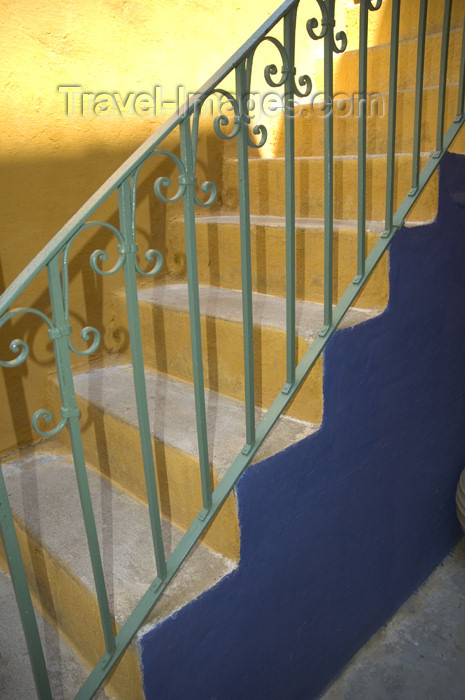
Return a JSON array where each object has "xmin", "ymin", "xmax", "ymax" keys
[
  {"xmin": 123, "ymin": 283, "xmax": 376, "ymax": 423},
  {"xmin": 222, "ymin": 153, "xmax": 438, "ymax": 222},
  {"xmin": 0, "ymin": 567, "xmax": 109, "ymax": 700},
  {"xmin": 271, "ymin": 84, "xmax": 460, "ymax": 158},
  {"xmin": 328, "ymin": 27, "xmax": 464, "ymax": 95},
  {"xmin": 51, "ymin": 365, "xmax": 317, "ymax": 559},
  {"xmin": 166, "ymin": 216, "xmax": 389, "ymax": 309},
  {"xmin": 0, "ymin": 444, "xmax": 235, "ymax": 699}
]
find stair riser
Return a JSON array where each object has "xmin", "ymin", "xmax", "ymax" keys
[
  {"xmin": 0, "ymin": 527, "xmax": 143, "ymax": 700},
  {"xmin": 115, "ymin": 296, "xmax": 323, "ymax": 423},
  {"xmin": 272, "ymin": 85, "xmax": 459, "ymax": 158},
  {"xmin": 52, "ymin": 395, "xmax": 241, "ymax": 560},
  {"xmin": 167, "ymin": 223, "xmax": 389, "ymax": 309},
  {"xmin": 329, "ymin": 28, "xmax": 463, "ymax": 95},
  {"xmin": 222, "ymin": 155, "xmax": 438, "ymax": 221}
]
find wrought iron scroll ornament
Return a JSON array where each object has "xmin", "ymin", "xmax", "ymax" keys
[
  {"xmin": 241, "ymin": 32, "xmax": 312, "ymax": 147},
  {"xmin": 366, "ymin": 0, "xmax": 383, "ymax": 11},
  {"xmin": 0, "ymin": 212, "xmax": 164, "ymax": 437},
  {"xmin": 307, "ymin": 0, "xmax": 348, "ymax": 53},
  {"xmin": 147, "ymin": 16, "xmax": 315, "ymax": 206},
  {"xmin": 61, "ymin": 221, "xmax": 126, "ymax": 357},
  {"xmin": 146, "ymin": 143, "xmax": 218, "ymax": 210},
  {"xmin": 85, "ymin": 222, "xmax": 126, "ymax": 278},
  {"xmin": 0, "ymin": 307, "xmax": 74, "ymax": 437},
  {"xmin": 0, "ymin": 307, "xmax": 54, "ymax": 369},
  {"xmin": 260, "ymin": 34, "xmax": 313, "ymax": 99},
  {"xmin": 125, "ymin": 164, "xmax": 165, "ymax": 276}
]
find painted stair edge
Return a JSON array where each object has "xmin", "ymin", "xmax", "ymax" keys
[
  {"xmin": 136, "ymin": 284, "xmax": 379, "ymax": 343},
  {"xmin": 70, "ymin": 364, "xmax": 318, "ymax": 481}
]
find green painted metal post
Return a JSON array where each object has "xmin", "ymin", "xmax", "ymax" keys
[
  {"xmin": 356, "ymin": 0, "xmax": 369, "ymax": 282},
  {"xmin": 383, "ymin": 0, "xmax": 400, "ymax": 237},
  {"xmin": 0, "ymin": 463, "xmax": 53, "ymax": 699},
  {"xmin": 356, "ymin": 0, "xmax": 382, "ymax": 278},
  {"xmin": 434, "ymin": 0, "xmax": 452, "ymax": 157},
  {"xmin": 235, "ymin": 61, "xmax": 256, "ymax": 451},
  {"xmin": 46, "ymin": 256, "xmax": 116, "ymax": 656},
  {"xmin": 118, "ymin": 180, "xmax": 169, "ymax": 570},
  {"xmin": 456, "ymin": 14, "xmax": 465, "ymax": 120},
  {"xmin": 282, "ymin": 8, "xmax": 297, "ymax": 392},
  {"xmin": 307, "ymin": 0, "xmax": 347, "ymax": 326},
  {"xmin": 321, "ymin": 4, "xmax": 335, "ymax": 333},
  {"xmin": 411, "ymin": 0, "xmax": 428, "ymax": 193},
  {"xmin": 178, "ymin": 119, "xmax": 213, "ymax": 514}
]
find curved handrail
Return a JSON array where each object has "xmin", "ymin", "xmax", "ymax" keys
[{"xmin": 0, "ymin": 0, "xmax": 299, "ymax": 317}]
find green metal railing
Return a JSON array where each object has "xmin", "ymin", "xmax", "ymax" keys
[{"xmin": 1, "ymin": 0, "xmax": 464, "ymax": 697}]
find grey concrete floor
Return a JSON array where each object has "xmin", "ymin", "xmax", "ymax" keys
[{"xmin": 321, "ymin": 538, "xmax": 465, "ymax": 700}]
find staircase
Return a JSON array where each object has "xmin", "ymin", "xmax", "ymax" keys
[{"xmin": 1, "ymin": 1, "xmax": 465, "ymax": 698}]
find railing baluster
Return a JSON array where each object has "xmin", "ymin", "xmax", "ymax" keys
[
  {"xmin": 46, "ymin": 256, "xmax": 116, "ymax": 655},
  {"xmin": 178, "ymin": 119, "xmax": 213, "ymax": 514},
  {"xmin": 434, "ymin": 0, "xmax": 452, "ymax": 157},
  {"xmin": 456, "ymin": 13, "xmax": 465, "ymax": 120},
  {"xmin": 383, "ymin": 0, "xmax": 401, "ymax": 237},
  {"xmin": 306, "ymin": 0, "xmax": 347, "ymax": 323},
  {"xmin": 118, "ymin": 181, "xmax": 169, "ymax": 569},
  {"xmin": 411, "ymin": 0, "xmax": 428, "ymax": 192},
  {"xmin": 322, "ymin": 5, "xmax": 334, "ymax": 333},
  {"xmin": 0, "ymin": 463, "xmax": 53, "ymax": 699},
  {"xmin": 282, "ymin": 8, "xmax": 297, "ymax": 392},
  {"xmin": 235, "ymin": 61, "xmax": 256, "ymax": 451},
  {"xmin": 356, "ymin": 0, "xmax": 370, "ymax": 282}
]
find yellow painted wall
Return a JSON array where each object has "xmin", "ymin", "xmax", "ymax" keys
[
  {"xmin": 1, "ymin": 0, "xmax": 284, "ymax": 285},
  {"xmin": 0, "ymin": 0, "xmax": 286, "ymax": 451}
]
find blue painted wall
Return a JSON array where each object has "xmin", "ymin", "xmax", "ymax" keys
[{"xmin": 140, "ymin": 152, "xmax": 465, "ymax": 699}]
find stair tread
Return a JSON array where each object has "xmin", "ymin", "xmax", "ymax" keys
[
  {"xmin": 138, "ymin": 284, "xmax": 378, "ymax": 340},
  {"xmin": 72, "ymin": 364, "xmax": 318, "ymax": 477},
  {"xmin": 2, "ymin": 444, "xmax": 235, "ymax": 628},
  {"xmin": 226, "ymin": 152, "xmax": 434, "ymax": 163},
  {"xmin": 189, "ymin": 214, "xmax": 385, "ymax": 232}
]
